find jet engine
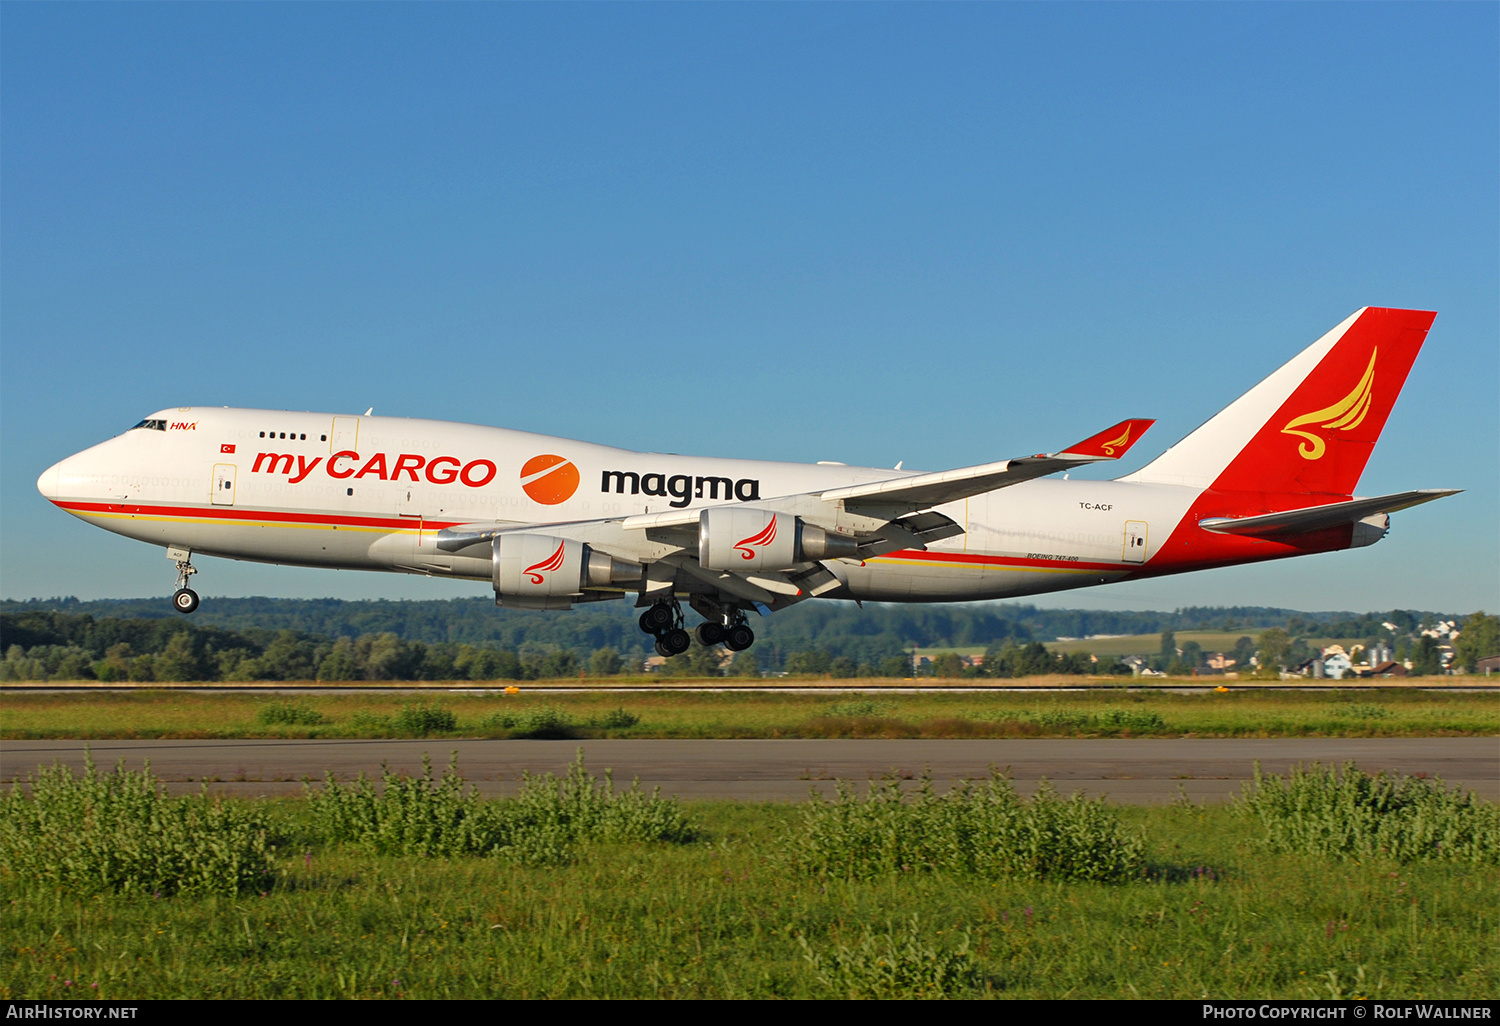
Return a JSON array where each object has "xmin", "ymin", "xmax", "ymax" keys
[
  {"xmin": 698, "ymin": 508, "xmax": 858, "ymax": 572},
  {"xmin": 492, "ymin": 534, "xmax": 641, "ymax": 609}
]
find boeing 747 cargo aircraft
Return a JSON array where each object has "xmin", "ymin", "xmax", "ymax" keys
[{"xmin": 37, "ymin": 308, "xmax": 1457, "ymax": 656}]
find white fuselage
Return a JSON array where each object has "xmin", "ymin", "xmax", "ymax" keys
[{"xmin": 38, "ymin": 407, "xmax": 1215, "ymax": 603}]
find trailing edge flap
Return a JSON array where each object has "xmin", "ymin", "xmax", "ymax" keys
[
  {"xmin": 857, "ymin": 511, "xmax": 965, "ymax": 557},
  {"xmin": 1198, "ymin": 489, "xmax": 1460, "ymax": 538},
  {"xmin": 818, "ymin": 418, "xmax": 1155, "ymax": 511}
]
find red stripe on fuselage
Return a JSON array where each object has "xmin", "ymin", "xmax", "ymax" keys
[
  {"xmin": 878, "ymin": 549, "xmax": 1121, "ymax": 572},
  {"xmin": 51, "ymin": 499, "xmax": 467, "ymax": 532}
]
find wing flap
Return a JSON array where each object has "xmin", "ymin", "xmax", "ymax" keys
[{"xmin": 1198, "ymin": 489, "xmax": 1459, "ymax": 537}]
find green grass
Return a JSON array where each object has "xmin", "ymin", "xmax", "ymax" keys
[
  {"xmin": 2, "ymin": 786, "xmax": 1495, "ymax": 998},
  {"xmin": 2, "ymin": 687, "xmax": 1496, "ymax": 740}
]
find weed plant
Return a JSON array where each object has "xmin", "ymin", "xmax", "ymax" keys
[
  {"xmin": 798, "ymin": 915, "xmax": 982, "ymax": 998},
  {"xmin": 0, "ymin": 755, "xmax": 275, "ymax": 897},
  {"xmin": 826, "ymin": 700, "xmax": 892, "ymax": 718},
  {"xmin": 256, "ymin": 701, "xmax": 325, "ymax": 726},
  {"xmin": 592, "ymin": 707, "xmax": 640, "ymax": 729},
  {"xmin": 482, "ymin": 705, "xmax": 640, "ymax": 735},
  {"xmin": 306, "ymin": 751, "xmax": 693, "ymax": 866},
  {"xmin": 1237, "ymin": 763, "xmax": 1500, "ymax": 864},
  {"xmin": 482, "ymin": 704, "xmax": 574, "ymax": 737},
  {"xmin": 391, "ymin": 703, "xmax": 456, "ymax": 736},
  {"xmin": 790, "ymin": 774, "xmax": 1145, "ymax": 882}
]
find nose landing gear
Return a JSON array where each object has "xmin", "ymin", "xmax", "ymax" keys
[{"xmin": 168, "ymin": 547, "xmax": 199, "ymax": 614}]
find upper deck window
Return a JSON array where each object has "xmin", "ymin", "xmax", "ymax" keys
[{"xmin": 131, "ymin": 419, "xmax": 167, "ymax": 431}]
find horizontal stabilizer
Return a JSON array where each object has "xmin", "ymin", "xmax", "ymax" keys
[
  {"xmin": 820, "ymin": 418, "xmax": 1154, "ymax": 510},
  {"xmin": 1198, "ymin": 489, "xmax": 1459, "ymax": 537}
]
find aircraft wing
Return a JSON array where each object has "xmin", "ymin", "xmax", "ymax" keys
[
  {"xmin": 1198, "ymin": 489, "xmax": 1460, "ymax": 537},
  {"xmin": 441, "ymin": 418, "xmax": 1155, "ymax": 610},
  {"xmin": 817, "ymin": 418, "xmax": 1155, "ymax": 511}
]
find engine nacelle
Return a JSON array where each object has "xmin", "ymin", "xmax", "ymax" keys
[
  {"xmin": 698, "ymin": 507, "xmax": 858, "ymax": 572},
  {"xmin": 492, "ymin": 534, "xmax": 641, "ymax": 609}
]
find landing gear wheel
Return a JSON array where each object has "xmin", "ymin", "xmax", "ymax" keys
[
  {"xmin": 695, "ymin": 621, "xmax": 726, "ymax": 646},
  {"xmin": 724, "ymin": 624, "xmax": 755, "ymax": 652},
  {"xmin": 660, "ymin": 628, "xmax": 691, "ymax": 656},
  {"xmin": 654, "ymin": 638, "xmax": 674, "ymax": 658},
  {"xmin": 172, "ymin": 588, "xmax": 200, "ymax": 614},
  {"xmin": 640, "ymin": 603, "xmax": 674, "ymax": 632}
]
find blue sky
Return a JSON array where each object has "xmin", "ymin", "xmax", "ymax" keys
[{"xmin": 3, "ymin": 4, "xmax": 1496, "ymax": 613}]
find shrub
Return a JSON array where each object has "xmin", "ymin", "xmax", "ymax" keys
[
  {"xmin": 1236, "ymin": 762, "xmax": 1500, "ymax": 864},
  {"xmin": 348, "ymin": 711, "xmax": 390, "ymax": 732},
  {"xmin": 790, "ymin": 773, "xmax": 1144, "ymax": 882},
  {"xmin": 1094, "ymin": 709, "xmax": 1166, "ymax": 732},
  {"xmin": 591, "ymin": 707, "xmax": 640, "ymax": 729},
  {"xmin": 306, "ymin": 751, "xmax": 693, "ymax": 865},
  {"xmin": 1032, "ymin": 709, "xmax": 1091, "ymax": 730},
  {"xmin": 483, "ymin": 705, "xmax": 576, "ymax": 737},
  {"xmin": 1336, "ymin": 703, "xmax": 1391, "ymax": 720},
  {"xmin": 799, "ymin": 915, "xmax": 982, "ymax": 999},
  {"xmin": 256, "ymin": 701, "xmax": 325, "ymax": 726},
  {"xmin": 0, "ymin": 754, "xmax": 275, "ymax": 897},
  {"xmin": 826, "ymin": 699, "xmax": 891, "ymax": 718},
  {"xmin": 391, "ymin": 703, "xmax": 457, "ymax": 736}
]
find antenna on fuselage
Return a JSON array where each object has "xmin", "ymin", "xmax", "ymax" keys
[{"xmin": 364, "ymin": 408, "xmax": 374, "ymax": 416}]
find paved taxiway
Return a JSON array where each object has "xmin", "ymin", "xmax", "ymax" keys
[{"xmin": 3, "ymin": 738, "xmax": 1495, "ymax": 803}]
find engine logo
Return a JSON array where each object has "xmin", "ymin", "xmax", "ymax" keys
[
  {"xmin": 521, "ymin": 454, "xmax": 580, "ymax": 505},
  {"xmin": 524, "ymin": 541, "xmax": 567, "ymax": 584},
  {"xmin": 734, "ymin": 517, "xmax": 777, "ymax": 560}
]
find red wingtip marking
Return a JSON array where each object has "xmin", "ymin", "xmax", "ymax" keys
[{"xmin": 1061, "ymin": 418, "xmax": 1156, "ymax": 459}]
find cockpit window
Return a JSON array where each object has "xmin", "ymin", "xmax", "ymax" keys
[{"xmin": 131, "ymin": 419, "xmax": 167, "ymax": 431}]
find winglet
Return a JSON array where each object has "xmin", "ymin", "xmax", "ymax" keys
[{"xmin": 1057, "ymin": 418, "xmax": 1155, "ymax": 460}]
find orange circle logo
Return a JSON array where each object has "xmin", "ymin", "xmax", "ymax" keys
[{"xmin": 520, "ymin": 454, "xmax": 580, "ymax": 505}]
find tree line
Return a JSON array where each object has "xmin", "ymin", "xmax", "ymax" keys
[{"xmin": 3, "ymin": 604, "xmax": 1491, "ymax": 682}]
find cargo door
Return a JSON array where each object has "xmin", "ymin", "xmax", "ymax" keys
[
  {"xmin": 397, "ymin": 484, "xmax": 426, "ymax": 550},
  {"xmin": 212, "ymin": 464, "xmax": 237, "ymax": 506},
  {"xmin": 1122, "ymin": 521, "xmax": 1148, "ymax": 563}
]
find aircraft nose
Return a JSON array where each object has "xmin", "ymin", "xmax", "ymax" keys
[{"xmin": 37, "ymin": 461, "xmax": 62, "ymax": 500}]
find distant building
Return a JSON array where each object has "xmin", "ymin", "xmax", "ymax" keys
[{"xmin": 1320, "ymin": 652, "xmax": 1353, "ymax": 679}]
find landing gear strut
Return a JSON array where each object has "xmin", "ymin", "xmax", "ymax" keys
[
  {"xmin": 723, "ymin": 609, "xmax": 755, "ymax": 652},
  {"xmin": 639, "ymin": 598, "xmax": 690, "ymax": 658},
  {"xmin": 640, "ymin": 596, "xmax": 757, "ymax": 655},
  {"xmin": 691, "ymin": 599, "xmax": 755, "ymax": 652},
  {"xmin": 171, "ymin": 552, "xmax": 200, "ymax": 615}
]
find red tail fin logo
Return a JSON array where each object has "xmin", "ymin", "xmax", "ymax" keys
[
  {"xmin": 734, "ymin": 518, "xmax": 777, "ymax": 560},
  {"xmin": 1280, "ymin": 349, "xmax": 1376, "ymax": 460},
  {"xmin": 1100, "ymin": 424, "xmax": 1133, "ymax": 456},
  {"xmin": 524, "ymin": 541, "xmax": 567, "ymax": 583}
]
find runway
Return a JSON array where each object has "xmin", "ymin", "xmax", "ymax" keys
[{"xmin": 3, "ymin": 737, "xmax": 1495, "ymax": 803}]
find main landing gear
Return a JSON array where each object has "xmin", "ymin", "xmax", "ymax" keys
[
  {"xmin": 170, "ymin": 551, "xmax": 200, "ymax": 614},
  {"xmin": 640, "ymin": 600, "xmax": 691, "ymax": 658},
  {"xmin": 639, "ymin": 598, "xmax": 754, "ymax": 656}
]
